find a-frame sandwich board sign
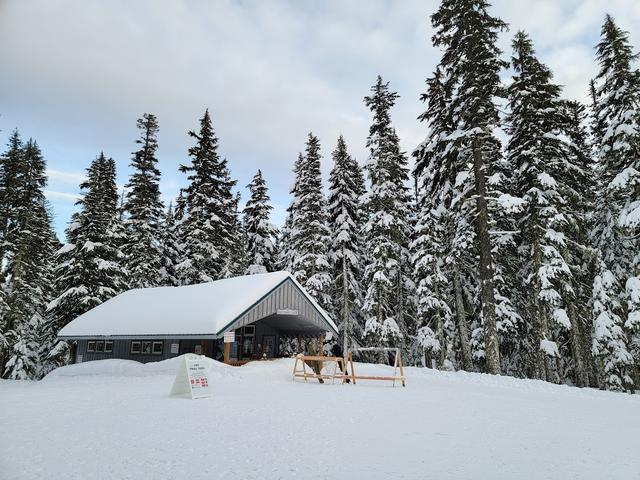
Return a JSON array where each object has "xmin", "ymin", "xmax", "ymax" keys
[{"xmin": 170, "ymin": 354, "xmax": 212, "ymax": 399}]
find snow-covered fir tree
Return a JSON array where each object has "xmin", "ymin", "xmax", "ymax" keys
[
  {"xmin": 178, "ymin": 110, "xmax": 237, "ymax": 284},
  {"xmin": 327, "ymin": 135, "xmax": 366, "ymax": 351},
  {"xmin": 158, "ymin": 202, "xmax": 182, "ymax": 286},
  {"xmin": 0, "ymin": 138, "xmax": 58, "ymax": 379},
  {"xmin": 420, "ymin": 0, "xmax": 509, "ymax": 374},
  {"xmin": 590, "ymin": 15, "xmax": 640, "ymax": 391},
  {"xmin": 223, "ymin": 192, "xmax": 247, "ymax": 278},
  {"xmin": 48, "ymin": 153, "xmax": 125, "ymax": 367},
  {"xmin": 362, "ymin": 76, "xmax": 413, "ymax": 355},
  {"xmin": 243, "ymin": 170, "xmax": 278, "ymax": 275},
  {"xmin": 506, "ymin": 31, "xmax": 591, "ymax": 384},
  {"xmin": 282, "ymin": 134, "xmax": 332, "ymax": 309},
  {"xmin": 278, "ymin": 153, "xmax": 304, "ymax": 274},
  {"xmin": 122, "ymin": 113, "xmax": 164, "ymax": 288}
]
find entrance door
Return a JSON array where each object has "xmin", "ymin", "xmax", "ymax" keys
[{"xmin": 262, "ymin": 335, "xmax": 276, "ymax": 358}]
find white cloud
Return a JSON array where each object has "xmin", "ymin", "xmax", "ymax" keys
[
  {"xmin": 1, "ymin": 0, "xmax": 639, "ymax": 236},
  {"xmin": 44, "ymin": 190, "xmax": 81, "ymax": 202}
]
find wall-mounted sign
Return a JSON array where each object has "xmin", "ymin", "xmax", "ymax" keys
[
  {"xmin": 223, "ymin": 331, "xmax": 235, "ymax": 343},
  {"xmin": 170, "ymin": 354, "xmax": 212, "ymax": 399},
  {"xmin": 277, "ymin": 308, "xmax": 299, "ymax": 316},
  {"xmin": 170, "ymin": 343, "xmax": 179, "ymax": 354}
]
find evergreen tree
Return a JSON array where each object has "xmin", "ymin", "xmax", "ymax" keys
[
  {"xmin": 158, "ymin": 202, "xmax": 182, "ymax": 286},
  {"xmin": 122, "ymin": 113, "xmax": 164, "ymax": 288},
  {"xmin": 506, "ymin": 31, "xmax": 590, "ymax": 384},
  {"xmin": 327, "ymin": 135, "xmax": 366, "ymax": 351},
  {"xmin": 243, "ymin": 170, "xmax": 278, "ymax": 275},
  {"xmin": 223, "ymin": 192, "xmax": 247, "ymax": 278},
  {"xmin": 0, "ymin": 139, "xmax": 57, "ymax": 378},
  {"xmin": 48, "ymin": 153, "xmax": 125, "ymax": 366},
  {"xmin": 279, "ymin": 153, "xmax": 304, "ymax": 273},
  {"xmin": 0, "ymin": 130, "xmax": 24, "ymax": 268},
  {"xmin": 362, "ymin": 76, "xmax": 413, "ymax": 354},
  {"xmin": 178, "ymin": 110, "xmax": 237, "ymax": 284},
  {"xmin": 423, "ymin": 0, "xmax": 509, "ymax": 374},
  {"xmin": 283, "ymin": 134, "xmax": 332, "ymax": 309},
  {"xmin": 590, "ymin": 15, "xmax": 640, "ymax": 390}
]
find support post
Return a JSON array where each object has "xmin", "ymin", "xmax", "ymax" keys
[
  {"xmin": 296, "ymin": 335, "xmax": 302, "ymax": 354},
  {"xmin": 223, "ymin": 342, "xmax": 231, "ymax": 364}
]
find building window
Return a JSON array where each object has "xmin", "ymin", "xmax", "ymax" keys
[
  {"xmin": 96, "ymin": 341, "xmax": 105, "ymax": 352},
  {"xmin": 142, "ymin": 341, "xmax": 152, "ymax": 355},
  {"xmin": 87, "ymin": 341, "xmax": 96, "ymax": 352},
  {"xmin": 194, "ymin": 344, "xmax": 202, "ymax": 355},
  {"xmin": 152, "ymin": 342, "xmax": 163, "ymax": 355},
  {"xmin": 104, "ymin": 341, "xmax": 114, "ymax": 353},
  {"xmin": 243, "ymin": 325, "xmax": 255, "ymax": 335},
  {"xmin": 131, "ymin": 341, "xmax": 141, "ymax": 354}
]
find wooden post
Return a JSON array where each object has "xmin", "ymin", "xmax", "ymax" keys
[
  {"xmin": 223, "ymin": 342, "xmax": 231, "ymax": 364},
  {"xmin": 296, "ymin": 335, "xmax": 302, "ymax": 354},
  {"xmin": 318, "ymin": 334, "xmax": 324, "ymax": 372}
]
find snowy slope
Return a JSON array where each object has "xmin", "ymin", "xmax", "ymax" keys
[{"xmin": 1, "ymin": 358, "xmax": 638, "ymax": 480}]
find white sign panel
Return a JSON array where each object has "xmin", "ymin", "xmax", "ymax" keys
[
  {"xmin": 223, "ymin": 331, "xmax": 235, "ymax": 343},
  {"xmin": 170, "ymin": 354, "xmax": 212, "ymax": 399},
  {"xmin": 277, "ymin": 308, "xmax": 299, "ymax": 316},
  {"xmin": 170, "ymin": 343, "xmax": 179, "ymax": 354}
]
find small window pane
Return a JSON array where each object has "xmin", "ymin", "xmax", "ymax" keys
[
  {"xmin": 194, "ymin": 344, "xmax": 202, "ymax": 355},
  {"xmin": 96, "ymin": 341, "xmax": 105, "ymax": 352},
  {"xmin": 131, "ymin": 341, "xmax": 141, "ymax": 354},
  {"xmin": 87, "ymin": 341, "xmax": 96, "ymax": 352},
  {"xmin": 104, "ymin": 341, "xmax": 113, "ymax": 353},
  {"xmin": 243, "ymin": 325, "xmax": 255, "ymax": 336},
  {"xmin": 152, "ymin": 342, "xmax": 163, "ymax": 355},
  {"xmin": 142, "ymin": 341, "xmax": 152, "ymax": 354}
]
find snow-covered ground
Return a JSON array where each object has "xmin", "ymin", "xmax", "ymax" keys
[{"xmin": 1, "ymin": 357, "xmax": 639, "ymax": 480}]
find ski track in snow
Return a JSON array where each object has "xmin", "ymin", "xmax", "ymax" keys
[{"xmin": 1, "ymin": 358, "xmax": 639, "ymax": 480}]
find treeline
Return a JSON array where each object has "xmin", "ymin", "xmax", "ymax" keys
[{"xmin": 1, "ymin": 1, "xmax": 639, "ymax": 393}]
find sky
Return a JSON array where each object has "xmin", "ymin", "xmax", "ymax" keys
[{"xmin": 1, "ymin": 0, "xmax": 639, "ymax": 238}]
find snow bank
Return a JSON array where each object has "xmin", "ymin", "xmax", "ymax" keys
[{"xmin": 44, "ymin": 355, "xmax": 237, "ymax": 380}]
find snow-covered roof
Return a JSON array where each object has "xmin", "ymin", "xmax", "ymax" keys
[{"xmin": 58, "ymin": 271, "xmax": 338, "ymax": 339}]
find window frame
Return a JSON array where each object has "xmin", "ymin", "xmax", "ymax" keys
[
  {"xmin": 104, "ymin": 340, "xmax": 114, "ymax": 353},
  {"xmin": 87, "ymin": 341, "xmax": 96, "ymax": 353},
  {"xmin": 141, "ymin": 341, "xmax": 152, "ymax": 355},
  {"xmin": 152, "ymin": 341, "xmax": 163, "ymax": 355},
  {"xmin": 95, "ymin": 341, "xmax": 105, "ymax": 353},
  {"xmin": 130, "ymin": 341, "xmax": 141, "ymax": 354}
]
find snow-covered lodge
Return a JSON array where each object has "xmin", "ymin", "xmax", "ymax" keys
[{"xmin": 57, "ymin": 271, "xmax": 338, "ymax": 364}]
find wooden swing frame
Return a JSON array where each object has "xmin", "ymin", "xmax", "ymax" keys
[{"xmin": 291, "ymin": 347, "xmax": 406, "ymax": 387}]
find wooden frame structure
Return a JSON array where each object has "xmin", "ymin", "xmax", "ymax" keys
[
  {"xmin": 346, "ymin": 348, "xmax": 406, "ymax": 387},
  {"xmin": 292, "ymin": 355, "xmax": 348, "ymax": 383},
  {"xmin": 291, "ymin": 347, "xmax": 406, "ymax": 387}
]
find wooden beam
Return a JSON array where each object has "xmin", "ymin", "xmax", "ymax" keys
[{"xmin": 223, "ymin": 342, "xmax": 231, "ymax": 364}]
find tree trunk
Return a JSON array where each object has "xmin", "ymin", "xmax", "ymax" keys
[
  {"xmin": 454, "ymin": 273, "xmax": 473, "ymax": 371},
  {"xmin": 341, "ymin": 246, "xmax": 349, "ymax": 362},
  {"xmin": 433, "ymin": 279, "xmax": 446, "ymax": 369},
  {"xmin": 567, "ymin": 302, "xmax": 588, "ymax": 387},
  {"xmin": 471, "ymin": 139, "xmax": 500, "ymax": 375}
]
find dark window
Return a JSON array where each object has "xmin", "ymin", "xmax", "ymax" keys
[
  {"xmin": 131, "ymin": 341, "xmax": 141, "ymax": 354},
  {"xmin": 96, "ymin": 341, "xmax": 105, "ymax": 352},
  {"xmin": 243, "ymin": 325, "xmax": 255, "ymax": 335},
  {"xmin": 104, "ymin": 341, "xmax": 113, "ymax": 353},
  {"xmin": 142, "ymin": 341, "xmax": 152, "ymax": 355},
  {"xmin": 152, "ymin": 342, "xmax": 163, "ymax": 355},
  {"xmin": 87, "ymin": 341, "xmax": 96, "ymax": 352}
]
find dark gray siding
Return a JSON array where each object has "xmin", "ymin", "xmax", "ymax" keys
[
  {"xmin": 228, "ymin": 279, "xmax": 332, "ymax": 333},
  {"xmin": 75, "ymin": 339, "xmax": 181, "ymax": 364}
]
